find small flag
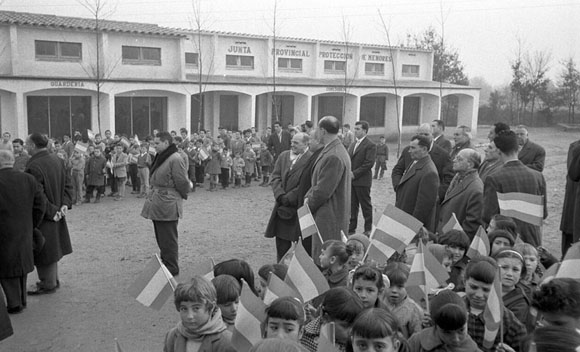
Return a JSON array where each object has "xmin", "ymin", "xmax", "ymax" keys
[
  {"xmin": 120, "ymin": 137, "xmax": 131, "ymax": 148},
  {"xmin": 127, "ymin": 254, "xmax": 176, "ymax": 310},
  {"xmin": 365, "ymin": 204, "xmax": 423, "ymax": 263},
  {"xmin": 114, "ymin": 338, "xmax": 124, "ymax": 352},
  {"xmin": 263, "ymin": 272, "xmax": 299, "ymax": 305},
  {"xmin": 407, "ymin": 241, "xmax": 450, "ymax": 307},
  {"xmin": 317, "ymin": 322, "xmax": 339, "ymax": 352},
  {"xmin": 441, "ymin": 213, "xmax": 463, "ymax": 234},
  {"xmin": 202, "ymin": 258, "xmax": 215, "ymax": 280},
  {"xmin": 87, "ymin": 129, "xmax": 95, "ymax": 141},
  {"xmin": 466, "ymin": 226, "xmax": 491, "ymax": 259},
  {"xmin": 232, "ymin": 280, "xmax": 267, "ymax": 352},
  {"xmin": 555, "ymin": 242, "xmax": 580, "ymax": 279},
  {"xmin": 285, "ymin": 241, "xmax": 330, "ymax": 302},
  {"xmin": 134, "ymin": 134, "xmax": 141, "ymax": 146},
  {"xmin": 279, "ymin": 242, "xmax": 295, "ymax": 266},
  {"xmin": 74, "ymin": 142, "xmax": 89, "ymax": 155},
  {"xmin": 341, "ymin": 230, "xmax": 348, "ymax": 244},
  {"xmin": 482, "ymin": 269, "xmax": 504, "ymax": 349},
  {"xmin": 148, "ymin": 145, "xmax": 156, "ymax": 155},
  {"xmin": 199, "ymin": 148, "xmax": 209, "ymax": 160},
  {"xmin": 514, "ymin": 234, "xmax": 525, "ymax": 245},
  {"xmin": 497, "ymin": 192, "xmax": 544, "ymax": 226},
  {"xmin": 540, "ymin": 262, "xmax": 560, "ymax": 285},
  {"xmin": 297, "ymin": 204, "xmax": 320, "ymax": 241}
]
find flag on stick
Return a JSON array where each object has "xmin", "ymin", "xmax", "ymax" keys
[
  {"xmin": 87, "ymin": 129, "xmax": 95, "ymax": 141},
  {"xmin": 127, "ymin": 254, "xmax": 176, "ymax": 310},
  {"xmin": 297, "ymin": 204, "xmax": 323, "ymax": 244},
  {"xmin": 263, "ymin": 272, "xmax": 300, "ymax": 305},
  {"xmin": 120, "ymin": 137, "xmax": 131, "ymax": 148},
  {"xmin": 232, "ymin": 280, "xmax": 267, "ymax": 352},
  {"xmin": 482, "ymin": 269, "xmax": 504, "ymax": 349},
  {"xmin": 114, "ymin": 338, "xmax": 124, "ymax": 352},
  {"xmin": 74, "ymin": 142, "xmax": 89, "ymax": 155},
  {"xmin": 364, "ymin": 204, "xmax": 423, "ymax": 263},
  {"xmin": 340, "ymin": 230, "xmax": 348, "ymax": 244},
  {"xmin": 497, "ymin": 192, "xmax": 544, "ymax": 226},
  {"xmin": 279, "ymin": 242, "xmax": 295, "ymax": 266},
  {"xmin": 555, "ymin": 242, "xmax": 580, "ymax": 279},
  {"xmin": 540, "ymin": 263, "xmax": 560, "ymax": 285},
  {"xmin": 199, "ymin": 148, "xmax": 209, "ymax": 160},
  {"xmin": 201, "ymin": 258, "xmax": 215, "ymax": 281},
  {"xmin": 441, "ymin": 213, "xmax": 463, "ymax": 234},
  {"xmin": 407, "ymin": 241, "xmax": 450, "ymax": 311},
  {"xmin": 134, "ymin": 134, "xmax": 141, "ymax": 146},
  {"xmin": 285, "ymin": 241, "xmax": 330, "ymax": 302},
  {"xmin": 317, "ymin": 322, "xmax": 339, "ymax": 352},
  {"xmin": 466, "ymin": 226, "xmax": 491, "ymax": 259}
]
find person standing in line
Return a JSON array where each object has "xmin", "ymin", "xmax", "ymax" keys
[
  {"xmin": 431, "ymin": 119, "xmax": 452, "ymax": 154},
  {"xmin": 373, "ymin": 136, "xmax": 388, "ymax": 180},
  {"xmin": 140, "ymin": 131, "xmax": 189, "ymax": 276},
  {"xmin": 267, "ymin": 121, "xmax": 292, "ymax": 163},
  {"xmin": 515, "ymin": 125, "xmax": 546, "ymax": 172},
  {"xmin": 25, "ymin": 133, "xmax": 73, "ymax": 295},
  {"xmin": 11, "ymin": 138, "xmax": 30, "ymax": 172}
]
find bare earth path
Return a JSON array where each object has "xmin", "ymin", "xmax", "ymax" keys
[{"xmin": 2, "ymin": 126, "xmax": 575, "ymax": 351}]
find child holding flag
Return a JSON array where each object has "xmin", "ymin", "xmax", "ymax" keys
[
  {"xmin": 263, "ymin": 297, "xmax": 305, "ymax": 342},
  {"xmin": 350, "ymin": 265, "xmax": 388, "ymax": 309},
  {"xmin": 349, "ymin": 308, "xmax": 405, "ymax": 352},
  {"xmin": 438, "ymin": 230, "xmax": 471, "ymax": 292},
  {"xmin": 212, "ymin": 275, "xmax": 241, "ymax": 332},
  {"xmin": 319, "ymin": 240, "xmax": 352, "ymax": 288}
]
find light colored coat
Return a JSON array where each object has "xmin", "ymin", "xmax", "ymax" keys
[{"xmin": 111, "ymin": 152, "xmax": 128, "ymax": 178}]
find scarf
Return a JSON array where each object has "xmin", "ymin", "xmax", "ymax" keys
[
  {"xmin": 150, "ymin": 144, "xmax": 177, "ymax": 176},
  {"xmin": 222, "ymin": 315, "xmax": 236, "ymax": 326},
  {"xmin": 176, "ymin": 307, "xmax": 227, "ymax": 341}
]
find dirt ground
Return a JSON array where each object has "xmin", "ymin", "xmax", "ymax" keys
[{"xmin": 2, "ymin": 126, "xmax": 576, "ymax": 352}]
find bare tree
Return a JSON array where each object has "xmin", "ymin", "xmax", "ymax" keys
[
  {"xmin": 378, "ymin": 10, "xmax": 402, "ymax": 157},
  {"xmin": 340, "ymin": 14, "xmax": 359, "ymax": 123},
  {"xmin": 77, "ymin": 0, "xmax": 119, "ymax": 134},
  {"xmin": 510, "ymin": 36, "xmax": 527, "ymax": 124},
  {"xmin": 523, "ymin": 50, "xmax": 551, "ymax": 124},
  {"xmin": 560, "ymin": 57, "xmax": 579, "ymax": 123}
]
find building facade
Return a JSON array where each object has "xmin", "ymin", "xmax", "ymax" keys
[{"xmin": 0, "ymin": 10, "xmax": 479, "ymax": 139}]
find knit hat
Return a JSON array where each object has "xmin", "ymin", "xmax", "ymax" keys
[
  {"xmin": 438, "ymin": 229, "xmax": 470, "ymax": 250},
  {"xmin": 347, "ymin": 234, "xmax": 370, "ymax": 252},
  {"xmin": 429, "ymin": 289, "xmax": 467, "ymax": 331},
  {"xmin": 488, "ymin": 229, "xmax": 515, "ymax": 246},
  {"xmin": 427, "ymin": 243, "xmax": 450, "ymax": 265}
]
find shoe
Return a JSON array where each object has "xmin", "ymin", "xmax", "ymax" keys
[
  {"xmin": 114, "ymin": 196, "xmax": 122, "ymax": 201},
  {"xmin": 7, "ymin": 306, "xmax": 24, "ymax": 314},
  {"xmin": 28, "ymin": 286, "xmax": 57, "ymax": 295}
]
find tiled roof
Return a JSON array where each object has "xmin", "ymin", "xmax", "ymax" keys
[{"xmin": 0, "ymin": 10, "xmax": 184, "ymax": 37}]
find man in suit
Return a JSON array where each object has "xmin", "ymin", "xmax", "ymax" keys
[
  {"xmin": 487, "ymin": 122, "xmax": 510, "ymax": 142},
  {"xmin": 516, "ymin": 125, "xmax": 546, "ymax": 172},
  {"xmin": 561, "ymin": 139, "xmax": 580, "ymax": 255},
  {"xmin": 0, "ymin": 150, "xmax": 45, "ymax": 313},
  {"xmin": 265, "ymin": 132, "xmax": 313, "ymax": 261},
  {"xmin": 451, "ymin": 125, "xmax": 475, "ymax": 159},
  {"xmin": 394, "ymin": 135, "xmax": 440, "ymax": 231},
  {"xmin": 305, "ymin": 116, "xmax": 351, "ymax": 264},
  {"xmin": 431, "ymin": 119, "xmax": 452, "ymax": 154},
  {"xmin": 392, "ymin": 123, "xmax": 454, "ymax": 202},
  {"xmin": 267, "ymin": 120, "xmax": 292, "ymax": 162},
  {"xmin": 483, "ymin": 131, "xmax": 547, "ymax": 247},
  {"xmin": 437, "ymin": 148, "xmax": 484, "ymax": 239},
  {"xmin": 348, "ymin": 121, "xmax": 377, "ymax": 235}
]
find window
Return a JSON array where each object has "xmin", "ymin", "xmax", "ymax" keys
[
  {"xmin": 402, "ymin": 64, "xmax": 420, "ymax": 77},
  {"xmin": 122, "ymin": 46, "xmax": 161, "ymax": 65},
  {"xmin": 115, "ymin": 97, "xmax": 166, "ymax": 137},
  {"xmin": 278, "ymin": 58, "xmax": 302, "ymax": 71},
  {"xmin": 324, "ymin": 60, "xmax": 345, "ymax": 73},
  {"xmin": 35, "ymin": 40, "xmax": 82, "ymax": 61},
  {"xmin": 27, "ymin": 96, "xmax": 91, "ymax": 137},
  {"xmin": 365, "ymin": 62, "xmax": 385, "ymax": 75},
  {"xmin": 226, "ymin": 55, "xmax": 254, "ymax": 69},
  {"xmin": 185, "ymin": 52, "xmax": 199, "ymax": 66}
]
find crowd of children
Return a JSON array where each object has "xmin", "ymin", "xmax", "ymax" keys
[{"xmin": 161, "ymin": 212, "xmax": 580, "ymax": 352}]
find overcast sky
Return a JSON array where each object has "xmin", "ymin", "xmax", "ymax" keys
[{"xmin": 2, "ymin": 0, "xmax": 578, "ymax": 87}]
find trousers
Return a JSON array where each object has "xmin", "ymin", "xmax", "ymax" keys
[
  {"xmin": 0, "ymin": 276, "xmax": 27, "ymax": 310},
  {"xmin": 153, "ymin": 220, "xmax": 179, "ymax": 276}
]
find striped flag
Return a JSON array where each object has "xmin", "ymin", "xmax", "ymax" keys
[
  {"xmin": 75, "ymin": 142, "xmax": 89, "ymax": 155},
  {"xmin": 201, "ymin": 258, "xmax": 215, "ymax": 281},
  {"xmin": 555, "ymin": 242, "xmax": 580, "ymax": 279},
  {"xmin": 279, "ymin": 242, "xmax": 295, "ymax": 266},
  {"xmin": 297, "ymin": 204, "xmax": 322, "ymax": 243},
  {"xmin": 127, "ymin": 254, "xmax": 176, "ymax": 310},
  {"xmin": 263, "ymin": 272, "xmax": 300, "ymax": 305},
  {"xmin": 232, "ymin": 280, "xmax": 267, "ymax": 352},
  {"xmin": 365, "ymin": 204, "xmax": 423, "ymax": 263},
  {"xmin": 483, "ymin": 269, "xmax": 504, "ymax": 349},
  {"xmin": 341, "ymin": 230, "xmax": 348, "ymax": 244},
  {"xmin": 540, "ymin": 263, "xmax": 560, "ymax": 285},
  {"xmin": 466, "ymin": 226, "xmax": 491, "ymax": 259},
  {"xmin": 497, "ymin": 192, "xmax": 544, "ymax": 226},
  {"xmin": 441, "ymin": 213, "xmax": 463, "ymax": 234},
  {"xmin": 285, "ymin": 240, "xmax": 330, "ymax": 303},
  {"xmin": 120, "ymin": 137, "xmax": 131, "ymax": 148},
  {"xmin": 407, "ymin": 241, "xmax": 449, "ymax": 307},
  {"xmin": 317, "ymin": 322, "xmax": 339, "ymax": 352},
  {"xmin": 514, "ymin": 234, "xmax": 525, "ymax": 245},
  {"xmin": 87, "ymin": 129, "xmax": 95, "ymax": 141}
]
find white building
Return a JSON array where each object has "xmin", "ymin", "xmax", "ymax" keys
[{"xmin": 0, "ymin": 10, "xmax": 479, "ymax": 139}]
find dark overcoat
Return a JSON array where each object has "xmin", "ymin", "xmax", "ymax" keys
[
  {"xmin": 482, "ymin": 160, "xmax": 547, "ymax": 247},
  {"xmin": 84, "ymin": 155, "xmax": 107, "ymax": 186},
  {"xmin": 265, "ymin": 149, "xmax": 312, "ymax": 241},
  {"xmin": 0, "ymin": 168, "xmax": 45, "ymax": 277},
  {"xmin": 434, "ymin": 135, "xmax": 452, "ymax": 155},
  {"xmin": 518, "ymin": 140, "xmax": 546, "ymax": 172},
  {"xmin": 563, "ymin": 141, "xmax": 580, "ymax": 242},
  {"xmin": 25, "ymin": 150, "xmax": 73, "ymax": 266}
]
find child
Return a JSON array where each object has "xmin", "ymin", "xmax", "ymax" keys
[
  {"xmin": 532, "ymin": 326, "xmax": 580, "ymax": 352},
  {"xmin": 407, "ymin": 290, "xmax": 480, "ymax": 352},
  {"xmin": 532, "ymin": 278, "xmax": 580, "ymax": 330},
  {"xmin": 111, "ymin": 144, "xmax": 128, "ymax": 201},
  {"xmin": 300, "ymin": 287, "xmax": 364, "ymax": 352},
  {"xmin": 211, "ymin": 275, "xmax": 241, "ymax": 332},
  {"xmin": 373, "ymin": 136, "xmax": 389, "ymax": 180},
  {"xmin": 488, "ymin": 214, "xmax": 518, "ymax": 240},
  {"xmin": 219, "ymin": 148, "xmax": 232, "ymax": 189},
  {"xmin": 164, "ymin": 276, "xmax": 235, "ymax": 352},
  {"xmin": 128, "ymin": 144, "xmax": 141, "ymax": 194},
  {"xmin": 463, "ymin": 256, "xmax": 526, "ymax": 352},
  {"xmin": 319, "ymin": 240, "xmax": 351, "ymax": 288},
  {"xmin": 137, "ymin": 144, "xmax": 151, "ymax": 198},
  {"xmin": 383, "ymin": 262, "xmax": 424, "ymax": 338},
  {"xmin": 351, "ymin": 265, "xmax": 387, "ymax": 309},
  {"xmin": 427, "ymin": 244, "xmax": 453, "ymax": 272},
  {"xmin": 257, "ymin": 263, "xmax": 288, "ymax": 300},
  {"xmin": 250, "ymin": 339, "xmax": 308, "ymax": 352},
  {"xmin": 242, "ymin": 143, "xmax": 256, "ymax": 187},
  {"xmin": 259, "ymin": 143, "xmax": 273, "ymax": 187},
  {"xmin": 512, "ymin": 243, "xmax": 541, "ymax": 291},
  {"xmin": 438, "ymin": 229, "xmax": 471, "ymax": 291},
  {"xmin": 232, "ymin": 152, "xmax": 245, "ymax": 188},
  {"xmin": 493, "ymin": 249, "xmax": 532, "ymax": 332},
  {"xmin": 488, "ymin": 229, "xmax": 515, "ymax": 255},
  {"xmin": 84, "ymin": 148, "xmax": 107, "ymax": 203},
  {"xmin": 205, "ymin": 144, "xmax": 221, "ymax": 192},
  {"xmin": 349, "ymin": 308, "xmax": 402, "ymax": 352},
  {"xmin": 70, "ymin": 149, "xmax": 85, "ymax": 206},
  {"xmin": 346, "ymin": 234, "xmax": 370, "ymax": 271},
  {"xmin": 264, "ymin": 296, "xmax": 305, "ymax": 341},
  {"xmin": 213, "ymin": 259, "xmax": 259, "ymax": 297}
]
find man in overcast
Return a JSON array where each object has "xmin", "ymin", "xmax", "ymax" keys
[{"xmin": 516, "ymin": 125, "xmax": 546, "ymax": 172}]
